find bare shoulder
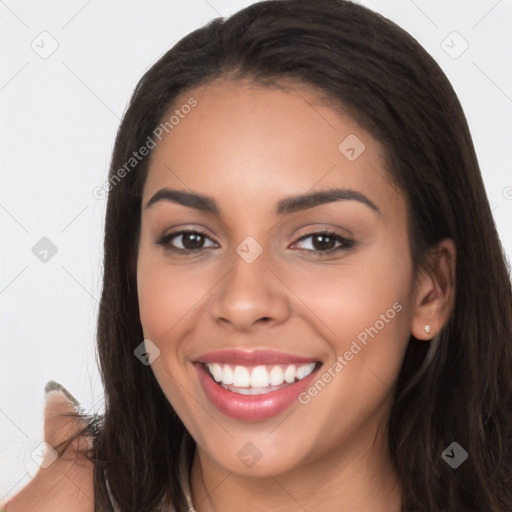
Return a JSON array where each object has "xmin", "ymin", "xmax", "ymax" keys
[{"xmin": 1, "ymin": 389, "xmax": 95, "ymax": 512}]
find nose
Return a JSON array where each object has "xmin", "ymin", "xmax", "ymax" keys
[{"xmin": 210, "ymin": 248, "xmax": 291, "ymax": 333}]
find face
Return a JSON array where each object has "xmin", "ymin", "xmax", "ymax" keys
[{"xmin": 137, "ymin": 78, "xmax": 418, "ymax": 477}]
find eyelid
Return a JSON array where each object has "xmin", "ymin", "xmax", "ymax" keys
[
  {"xmin": 155, "ymin": 226, "xmax": 356, "ymax": 256},
  {"xmin": 154, "ymin": 228, "xmax": 218, "ymax": 252},
  {"xmin": 290, "ymin": 230, "xmax": 355, "ymax": 253}
]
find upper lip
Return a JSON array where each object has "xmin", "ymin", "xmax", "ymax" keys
[{"xmin": 195, "ymin": 349, "xmax": 319, "ymax": 366}]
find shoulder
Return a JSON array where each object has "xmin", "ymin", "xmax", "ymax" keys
[{"xmin": 1, "ymin": 385, "xmax": 95, "ymax": 512}]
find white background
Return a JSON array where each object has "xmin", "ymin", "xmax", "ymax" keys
[{"xmin": 1, "ymin": 0, "xmax": 511, "ymax": 501}]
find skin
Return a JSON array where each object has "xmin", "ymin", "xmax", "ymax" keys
[{"xmin": 137, "ymin": 78, "xmax": 456, "ymax": 512}]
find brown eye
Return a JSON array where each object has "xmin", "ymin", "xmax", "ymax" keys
[
  {"xmin": 294, "ymin": 231, "xmax": 355, "ymax": 254},
  {"xmin": 155, "ymin": 229, "xmax": 218, "ymax": 253},
  {"xmin": 178, "ymin": 232, "xmax": 205, "ymax": 250}
]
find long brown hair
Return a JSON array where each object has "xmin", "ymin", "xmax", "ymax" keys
[{"xmin": 53, "ymin": 1, "xmax": 512, "ymax": 510}]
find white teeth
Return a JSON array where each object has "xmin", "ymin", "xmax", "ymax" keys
[
  {"xmin": 296, "ymin": 362, "xmax": 315, "ymax": 380},
  {"xmin": 251, "ymin": 365, "xmax": 269, "ymax": 387},
  {"xmin": 284, "ymin": 365, "xmax": 296, "ymax": 383},
  {"xmin": 233, "ymin": 366, "xmax": 250, "ymax": 387},
  {"xmin": 223, "ymin": 365, "xmax": 233, "ymax": 385},
  {"xmin": 304, "ymin": 362, "xmax": 315, "ymax": 377},
  {"xmin": 296, "ymin": 365, "xmax": 307, "ymax": 380},
  {"xmin": 211, "ymin": 363, "xmax": 223, "ymax": 382},
  {"xmin": 205, "ymin": 362, "xmax": 317, "ymax": 391},
  {"xmin": 269, "ymin": 366, "xmax": 284, "ymax": 386}
]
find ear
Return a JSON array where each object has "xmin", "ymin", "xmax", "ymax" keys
[{"xmin": 411, "ymin": 238, "xmax": 456, "ymax": 341}]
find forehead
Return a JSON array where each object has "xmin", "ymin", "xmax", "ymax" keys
[{"xmin": 143, "ymin": 78, "xmax": 404, "ymax": 218}]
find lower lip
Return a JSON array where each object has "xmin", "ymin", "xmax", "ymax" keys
[{"xmin": 195, "ymin": 363, "xmax": 320, "ymax": 421}]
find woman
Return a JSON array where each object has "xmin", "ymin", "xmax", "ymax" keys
[{"xmin": 3, "ymin": 0, "xmax": 511, "ymax": 510}]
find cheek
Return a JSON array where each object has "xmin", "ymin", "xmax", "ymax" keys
[
  {"xmin": 288, "ymin": 257, "xmax": 412, "ymax": 427},
  {"xmin": 284, "ymin": 253, "xmax": 411, "ymax": 346},
  {"xmin": 136, "ymin": 251, "xmax": 207, "ymax": 417},
  {"xmin": 138, "ymin": 265, "xmax": 201, "ymax": 343},
  {"xmin": 137, "ymin": 248, "xmax": 224, "ymax": 363},
  {"xmin": 280, "ymin": 239, "xmax": 413, "ymax": 401}
]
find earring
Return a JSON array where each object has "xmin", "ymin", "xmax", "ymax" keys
[{"xmin": 425, "ymin": 324, "xmax": 430, "ymax": 334}]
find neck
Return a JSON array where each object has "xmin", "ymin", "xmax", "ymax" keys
[{"xmin": 189, "ymin": 417, "xmax": 402, "ymax": 512}]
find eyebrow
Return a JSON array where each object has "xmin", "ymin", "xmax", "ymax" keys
[{"xmin": 144, "ymin": 187, "xmax": 381, "ymax": 216}]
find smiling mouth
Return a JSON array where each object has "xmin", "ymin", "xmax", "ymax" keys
[{"xmin": 201, "ymin": 361, "xmax": 321, "ymax": 395}]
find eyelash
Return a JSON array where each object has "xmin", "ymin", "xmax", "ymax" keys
[{"xmin": 154, "ymin": 229, "xmax": 356, "ymax": 256}]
